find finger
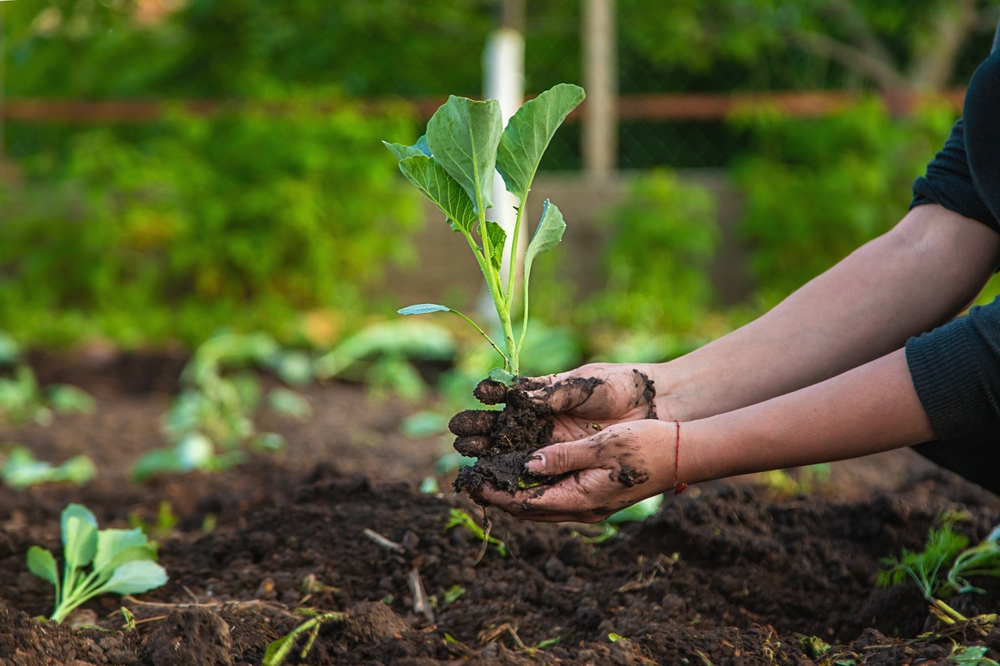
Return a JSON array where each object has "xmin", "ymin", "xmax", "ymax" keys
[
  {"xmin": 527, "ymin": 375, "xmax": 605, "ymax": 414},
  {"xmin": 478, "ymin": 471, "xmax": 614, "ymax": 523},
  {"xmin": 524, "ymin": 437, "xmax": 606, "ymax": 476},
  {"xmin": 448, "ymin": 410, "xmax": 499, "ymax": 436}
]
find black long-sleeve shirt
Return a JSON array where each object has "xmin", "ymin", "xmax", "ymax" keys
[{"xmin": 905, "ymin": 23, "xmax": 1000, "ymax": 440}]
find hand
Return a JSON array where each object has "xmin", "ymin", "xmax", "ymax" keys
[
  {"xmin": 476, "ymin": 420, "xmax": 678, "ymax": 523},
  {"xmin": 528, "ymin": 363, "xmax": 670, "ymax": 442}
]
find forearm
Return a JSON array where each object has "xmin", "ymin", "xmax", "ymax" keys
[
  {"xmin": 683, "ymin": 349, "xmax": 933, "ymax": 483},
  {"xmin": 655, "ymin": 204, "xmax": 1000, "ymax": 422}
]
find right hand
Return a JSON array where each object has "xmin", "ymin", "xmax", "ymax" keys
[{"xmin": 527, "ymin": 363, "xmax": 669, "ymax": 442}]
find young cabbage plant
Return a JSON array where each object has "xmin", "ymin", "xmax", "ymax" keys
[
  {"xmin": 385, "ymin": 84, "xmax": 585, "ymax": 382},
  {"xmin": 27, "ymin": 504, "xmax": 168, "ymax": 624}
]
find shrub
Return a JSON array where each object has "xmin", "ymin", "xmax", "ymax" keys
[
  {"xmin": 733, "ymin": 98, "xmax": 954, "ymax": 303},
  {"xmin": 0, "ymin": 94, "xmax": 422, "ymax": 347},
  {"xmin": 582, "ymin": 169, "xmax": 719, "ymax": 333}
]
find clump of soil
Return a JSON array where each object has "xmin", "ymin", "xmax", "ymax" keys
[
  {"xmin": 451, "ymin": 378, "xmax": 558, "ymax": 497},
  {"xmin": 451, "ymin": 373, "xmax": 654, "ymax": 499}
]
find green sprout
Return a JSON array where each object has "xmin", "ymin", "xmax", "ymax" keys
[
  {"xmin": 1, "ymin": 446, "xmax": 96, "ymax": 489},
  {"xmin": 445, "ymin": 508, "xmax": 507, "ymax": 557},
  {"xmin": 262, "ymin": 609, "xmax": 345, "ymax": 666},
  {"xmin": 27, "ymin": 504, "xmax": 168, "ymax": 624},
  {"xmin": 385, "ymin": 84, "xmax": 585, "ymax": 382},
  {"xmin": 878, "ymin": 524, "xmax": 1000, "ymax": 624}
]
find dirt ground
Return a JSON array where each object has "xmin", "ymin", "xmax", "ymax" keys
[{"xmin": 0, "ymin": 352, "xmax": 998, "ymax": 665}]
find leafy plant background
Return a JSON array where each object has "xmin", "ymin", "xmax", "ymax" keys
[{"xmin": 0, "ymin": 0, "xmax": 995, "ymax": 364}]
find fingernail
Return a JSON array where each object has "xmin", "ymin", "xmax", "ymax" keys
[{"xmin": 525, "ymin": 453, "xmax": 546, "ymax": 472}]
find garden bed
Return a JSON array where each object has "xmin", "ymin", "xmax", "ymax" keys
[{"xmin": 1, "ymin": 354, "xmax": 1000, "ymax": 665}]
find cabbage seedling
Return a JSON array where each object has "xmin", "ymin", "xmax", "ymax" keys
[
  {"xmin": 26, "ymin": 503, "xmax": 168, "ymax": 623},
  {"xmin": 386, "ymin": 84, "xmax": 585, "ymax": 382}
]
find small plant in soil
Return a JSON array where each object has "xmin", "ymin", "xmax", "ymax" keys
[
  {"xmin": 0, "ymin": 331, "xmax": 95, "ymax": 426},
  {"xmin": 26, "ymin": 503, "xmax": 168, "ymax": 624},
  {"xmin": 1, "ymin": 445, "xmax": 96, "ymax": 489},
  {"xmin": 384, "ymin": 85, "xmax": 595, "ymax": 498},
  {"xmin": 262, "ymin": 609, "xmax": 345, "ymax": 666},
  {"xmin": 878, "ymin": 523, "xmax": 1000, "ymax": 625},
  {"xmin": 133, "ymin": 332, "xmax": 313, "ymax": 480}
]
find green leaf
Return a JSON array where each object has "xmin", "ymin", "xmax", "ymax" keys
[
  {"xmin": 27, "ymin": 546, "xmax": 58, "ymax": 586},
  {"xmin": 488, "ymin": 368, "xmax": 517, "ymax": 386},
  {"xmin": 253, "ymin": 432, "xmax": 287, "ymax": 452},
  {"xmin": 93, "ymin": 545, "xmax": 158, "ymax": 586},
  {"xmin": 47, "ymin": 385, "xmax": 96, "ymax": 415},
  {"xmin": 496, "ymin": 84, "xmax": 585, "ymax": 201},
  {"xmin": 524, "ymin": 200, "xmax": 566, "ymax": 285},
  {"xmin": 63, "ymin": 516, "xmax": 98, "ymax": 571},
  {"xmin": 397, "ymin": 155, "xmax": 478, "ymax": 232},
  {"xmin": 398, "ymin": 303, "xmax": 451, "ymax": 316},
  {"xmin": 426, "ymin": 96, "xmax": 503, "ymax": 215},
  {"xmin": 485, "ymin": 222, "xmax": 507, "ymax": 272},
  {"xmin": 61, "ymin": 505, "xmax": 98, "ymax": 566},
  {"xmin": 606, "ymin": 494, "xmax": 664, "ymax": 524},
  {"xmin": 2, "ymin": 448, "xmax": 96, "ymax": 488},
  {"xmin": 93, "ymin": 529, "xmax": 149, "ymax": 573},
  {"xmin": 99, "ymin": 560, "xmax": 168, "ymax": 595},
  {"xmin": 267, "ymin": 388, "xmax": 311, "ymax": 421},
  {"xmin": 263, "ymin": 633, "xmax": 297, "ymax": 666}
]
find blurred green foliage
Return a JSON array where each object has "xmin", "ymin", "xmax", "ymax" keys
[
  {"xmin": 733, "ymin": 99, "xmax": 955, "ymax": 303},
  {"xmin": 583, "ymin": 170, "xmax": 720, "ymax": 333},
  {"xmin": 0, "ymin": 99, "xmax": 421, "ymax": 347}
]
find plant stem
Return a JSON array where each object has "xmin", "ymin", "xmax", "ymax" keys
[
  {"xmin": 446, "ymin": 309, "xmax": 506, "ymax": 361},
  {"xmin": 935, "ymin": 598, "xmax": 968, "ymax": 623}
]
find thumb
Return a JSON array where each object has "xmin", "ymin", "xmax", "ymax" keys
[{"xmin": 525, "ymin": 438, "xmax": 604, "ymax": 476}]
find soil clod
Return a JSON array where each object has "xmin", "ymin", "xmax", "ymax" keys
[
  {"xmin": 455, "ymin": 375, "xmax": 645, "ymax": 500},
  {"xmin": 473, "ymin": 378, "xmax": 507, "ymax": 405},
  {"xmin": 449, "ymin": 410, "xmax": 499, "ymax": 437}
]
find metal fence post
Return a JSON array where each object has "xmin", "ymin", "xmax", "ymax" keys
[{"xmin": 583, "ymin": 0, "xmax": 618, "ymax": 180}]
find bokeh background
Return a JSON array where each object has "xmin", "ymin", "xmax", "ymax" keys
[{"xmin": 1, "ymin": 0, "xmax": 998, "ymax": 382}]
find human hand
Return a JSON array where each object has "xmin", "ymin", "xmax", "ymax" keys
[
  {"xmin": 476, "ymin": 419, "xmax": 679, "ymax": 523},
  {"xmin": 528, "ymin": 363, "xmax": 668, "ymax": 442}
]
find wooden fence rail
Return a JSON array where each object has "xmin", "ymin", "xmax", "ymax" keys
[{"xmin": 1, "ymin": 89, "xmax": 966, "ymax": 124}]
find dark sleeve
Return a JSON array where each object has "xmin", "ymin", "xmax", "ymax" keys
[
  {"xmin": 910, "ymin": 119, "xmax": 1000, "ymax": 235},
  {"xmin": 906, "ymin": 297, "xmax": 1000, "ymax": 440},
  {"xmin": 905, "ymin": 46, "xmax": 1000, "ymax": 440}
]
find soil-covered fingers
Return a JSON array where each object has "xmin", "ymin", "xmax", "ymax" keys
[
  {"xmin": 478, "ymin": 469, "xmax": 658, "ymax": 524},
  {"xmin": 526, "ymin": 364, "xmax": 659, "ymax": 422},
  {"xmin": 478, "ymin": 421, "xmax": 677, "ymax": 523}
]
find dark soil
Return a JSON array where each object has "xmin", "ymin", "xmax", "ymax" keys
[
  {"xmin": 452, "ymin": 378, "xmax": 565, "ymax": 498},
  {"xmin": 0, "ymin": 353, "xmax": 998, "ymax": 665}
]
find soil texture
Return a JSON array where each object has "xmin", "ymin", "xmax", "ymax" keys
[{"xmin": 0, "ymin": 354, "xmax": 998, "ymax": 664}]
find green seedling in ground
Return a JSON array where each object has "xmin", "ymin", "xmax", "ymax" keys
[
  {"xmin": 262, "ymin": 609, "xmax": 345, "ymax": 666},
  {"xmin": 386, "ymin": 84, "xmax": 585, "ymax": 382},
  {"xmin": 127, "ymin": 501, "xmax": 179, "ymax": 542},
  {"xmin": 1, "ymin": 446, "xmax": 96, "ymax": 489},
  {"xmin": 27, "ymin": 504, "xmax": 168, "ymax": 624},
  {"xmin": 133, "ymin": 332, "xmax": 312, "ymax": 480},
  {"xmin": 445, "ymin": 508, "xmax": 507, "ymax": 557},
  {"xmin": 0, "ymin": 332, "xmax": 95, "ymax": 426},
  {"xmin": 315, "ymin": 319, "xmax": 456, "ymax": 402},
  {"xmin": 878, "ymin": 523, "xmax": 1000, "ymax": 624},
  {"xmin": 442, "ymin": 584, "xmax": 465, "ymax": 604}
]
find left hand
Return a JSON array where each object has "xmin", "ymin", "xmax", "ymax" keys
[{"xmin": 476, "ymin": 420, "xmax": 679, "ymax": 523}]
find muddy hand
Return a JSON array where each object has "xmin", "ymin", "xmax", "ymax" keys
[
  {"xmin": 476, "ymin": 420, "xmax": 677, "ymax": 523},
  {"xmin": 527, "ymin": 363, "xmax": 666, "ymax": 443}
]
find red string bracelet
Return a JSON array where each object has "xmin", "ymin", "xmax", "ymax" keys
[{"xmin": 672, "ymin": 420, "xmax": 688, "ymax": 495}]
